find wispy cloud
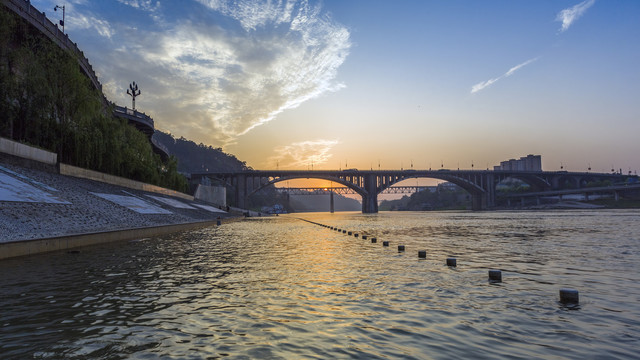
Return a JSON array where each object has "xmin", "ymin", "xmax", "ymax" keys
[
  {"xmin": 69, "ymin": 13, "xmax": 115, "ymax": 39},
  {"xmin": 117, "ymin": 0, "xmax": 161, "ymax": 12},
  {"xmin": 93, "ymin": 0, "xmax": 350, "ymax": 146},
  {"xmin": 471, "ymin": 57, "xmax": 539, "ymax": 94},
  {"xmin": 556, "ymin": 0, "xmax": 596, "ymax": 33},
  {"xmin": 268, "ymin": 139, "xmax": 339, "ymax": 168}
]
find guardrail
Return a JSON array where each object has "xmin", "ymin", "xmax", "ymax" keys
[
  {"xmin": 112, "ymin": 104, "xmax": 155, "ymax": 130},
  {"xmin": 150, "ymin": 136, "xmax": 170, "ymax": 158},
  {"xmin": 2, "ymin": 0, "xmax": 102, "ymax": 91}
]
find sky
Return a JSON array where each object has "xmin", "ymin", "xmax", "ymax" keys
[{"xmin": 33, "ymin": 0, "xmax": 640, "ymax": 176}]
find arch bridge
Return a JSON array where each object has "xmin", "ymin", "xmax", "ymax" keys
[{"xmin": 191, "ymin": 169, "xmax": 633, "ymax": 213}]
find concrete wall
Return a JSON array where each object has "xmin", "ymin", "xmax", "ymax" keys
[
  {"xmin": 59, "ymin": 163, "xmax": 194, "ymax": 201},
  {"xmin": 0, "ymin": 137, "xmax": 192, "ymax": 200},
  {"xmin": 0, "ymin": 137, "xmax": 57, "ymax": 165},
  {"xmin": 194, "ymin": 184, "xmax": 226, "ymax": 206},
  {"xmin": 0, "ymin": 220, "xmax": 222, "ymax": 260}
]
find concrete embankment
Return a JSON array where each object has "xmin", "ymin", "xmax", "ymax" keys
[{"xmin": 0, "ymin": 146, "xmax": 239, "ymax": 260}]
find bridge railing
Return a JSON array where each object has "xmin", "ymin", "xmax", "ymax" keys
[
  {"xmin": 3, "ymin": 0, "xmax": 102, "ymax": 92},
  {"xmin": 271, "ymin": 186, "xmax": 437, "ymax": 195}
]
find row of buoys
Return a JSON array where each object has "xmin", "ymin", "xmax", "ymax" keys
[{"xmin": 297, "ymin": 218, "xmax": 580, "ymax": 305}]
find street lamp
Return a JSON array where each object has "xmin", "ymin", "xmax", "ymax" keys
[
  {"xmin": 54, "ymin": 5, "xmax": 65, "ymax": 34},
  {"xmin": 127, "ymin": 81, "xmax": 141, "ymax": 110}
]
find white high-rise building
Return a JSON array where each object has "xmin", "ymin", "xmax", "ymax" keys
[{"xmin": 493, "ymin": 155, "xmax": 541, "ymax": 171}]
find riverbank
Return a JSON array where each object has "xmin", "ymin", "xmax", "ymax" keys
[{"xmin": 0, "ymin": 153, "xmax": 240, "ymax": 259}]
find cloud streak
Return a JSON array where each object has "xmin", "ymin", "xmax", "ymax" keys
[
  {"xmin": 556, "ymin": 0, "xmax": 595, "ymax": 33},
  {"xmin": 471, "ymin": 57, "xmax": 539, "ymax": 94},
  {"xmin": 84, "ymin": 0, "xmax": 351, "ymax": 147},
  {"xmin": 268, "ymin": 139, "xmax": 339, "ymax": 169}
]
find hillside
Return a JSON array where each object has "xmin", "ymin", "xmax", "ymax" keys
[{"xmin": 153, "ymin": 131, "xmax": 249, "ymax": 173}]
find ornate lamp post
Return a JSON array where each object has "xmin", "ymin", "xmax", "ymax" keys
[
  {"xmin": 127, "ymin": 82, "xmax": 141, "ymax": 110},
  {"xmin": 54, "ymin": 5, "xmax": 65, "ymax": 33}
]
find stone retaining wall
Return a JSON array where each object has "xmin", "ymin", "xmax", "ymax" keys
[
  {"xmin": 0, "ymin": 220, "xmax": 222, "ymax": 260},
  {"xmin": 0, "ymin": 137, "xmax": 57, "ymax": 165},
  {"xmin": 58, "ymin": 163, "xmax": 193, "ymax": 201},
  {"xmin": 194, "ymin": 184, "xmax": 226, "ymax": 206}
]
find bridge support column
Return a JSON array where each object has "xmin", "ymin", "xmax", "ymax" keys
[
  {"xmin": 471, "ymin": 173, "xmax": 494, "ymax": 210},
  {"xmin": 330, "ymin": 191, "xmax": 335, "ymax": 213},
  {"xmin": 235, "ymin": 174, "xmax": 247, "ymax": 209},
  {"xmin": 485, "ymin": 173, "xmax": 496, "ymax": 208},
  {"xmin": 472, "ymin": 193, "xmax": 487, "ymax": 211},
  {"xmin": 362, "ymin": 174, "xmax": 378, "ymax": 213}
]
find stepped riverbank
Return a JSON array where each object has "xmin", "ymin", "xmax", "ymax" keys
[{"xmin": 0, "ymin": 153, "xmax": 239, "ymax": 259}]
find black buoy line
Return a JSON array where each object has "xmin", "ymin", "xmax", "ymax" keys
[{"xmin": 294, "ymin": 218, "xmax": 580, "ymax": 306}]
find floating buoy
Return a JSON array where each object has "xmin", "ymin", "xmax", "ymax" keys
[
  {"xmin": 354, "ymin": 233, "xmax": 359, "ymax": 238},
  {"xmin": 398, "ymin": 245, "xmax": 405, "ymax": 252},
  {"xmin": 362, "ymin": 235, "xmax": 368, "ymax": 240},
  {"xmin": 489, "ymin": 269, "xmax": 502, "ymax": 282},
  {"xmin": 446, "ymin": 258, "xmax": 457, "ymax": 267},
  {"xmin": 418, "ymin": 250, "xmax": 427, "ymax": 258},
  {"xmin": 559, "ymin": 288, "xmax": 579, "ymax": 305},
  {"xmin": 343, "ymin": 230, "xmax": 346, "ymax": 233},
  {"xmin": 382, "ymin": 241, "xmax": 389, "ymax": 246},
  {"xmin": 371, "ymin": 238, "xmax": 377, "ymax": 243},
  {"xmin": 348, "ymin": 231, "xmax": 352, "ymax": 235}
]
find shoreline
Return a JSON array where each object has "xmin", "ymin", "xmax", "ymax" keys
[
  {"xmin": 0, "ymin": 153, "xmax": 241, "ymax": 260},
  {"xmin": 0, "ymin": 219, "xmax": 225, "ymax": 260}
]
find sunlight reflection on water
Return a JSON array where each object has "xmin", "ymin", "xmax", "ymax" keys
[{"xmin": 1, "ymin": 210, "xmax": 639, "ymax": 359}]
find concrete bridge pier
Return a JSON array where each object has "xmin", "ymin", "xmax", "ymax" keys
[
  {"xmin": 471, "ymin": 173, "xmax": 495, "ymax": 210},
  {"xmin": 235, "ymin": 174, "xmax": 247, "ymax": 209},
  {"xmin": 330, "ymin": 191, "xmax": 335, "ymax": 213},
  {"xmin": 471, "ymin": 193, "xmax": 487, "ymax": 211},
  {"xmin": 362, "ymin": 174, "xmax": 379, "ymax": 213}
]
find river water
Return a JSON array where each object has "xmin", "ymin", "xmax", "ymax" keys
[{"xmin": 1, "ymin": 210, "xmax": 639, "ymax": 359}]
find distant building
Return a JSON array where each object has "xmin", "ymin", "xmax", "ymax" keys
[{"xmin": 493, "ymin": 154, "xmax": 542, "ymax": 171}]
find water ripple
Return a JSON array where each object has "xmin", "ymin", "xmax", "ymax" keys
[{"xmin": 1, "ymin": 210, "xmax": 639, "ymax": 359}]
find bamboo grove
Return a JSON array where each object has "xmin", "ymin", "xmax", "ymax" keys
[{"xmin": 0, "ymin": 6, "xmax": 187, "ymax": 192}]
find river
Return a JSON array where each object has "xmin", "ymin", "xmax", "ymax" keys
[{"xmin": 1, "ymin": 210, "xmax": 639, "ymax": 359}]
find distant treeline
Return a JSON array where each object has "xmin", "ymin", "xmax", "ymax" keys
[
  {"xmin": 379, "ymin": 187, "xmax": 471, "ymax": 211},
  {"xmin": 152, "ymin": 131, "xmax": 296, "ymax": 211},
  {"xmin": 153, "ymin": 131, "xmax": 250, "ymax": 174},
  {"xmin": 0, "ymin": 6, "xmax": 187, "ymax": 192}
]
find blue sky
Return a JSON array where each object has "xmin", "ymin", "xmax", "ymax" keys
[{"xmin": 33, "ymin": 0, "xmax": 640, "ymax": 174}]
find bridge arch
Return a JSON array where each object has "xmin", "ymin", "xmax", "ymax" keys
[
  {"xmin": 380, "ymin": 174, "xmax": 484, "ymax": 195},
  {"xmin": 247, "ymin": 175, "xmax": 367, "ymax": 197},
  {"xmin": 377, "ymin": 173, "xmax": 489, "ymax": 210}
]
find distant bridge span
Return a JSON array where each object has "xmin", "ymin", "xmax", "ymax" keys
[{"xmin": 191, "ymin": 169, "xmax": 635, "ymax": 213}]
